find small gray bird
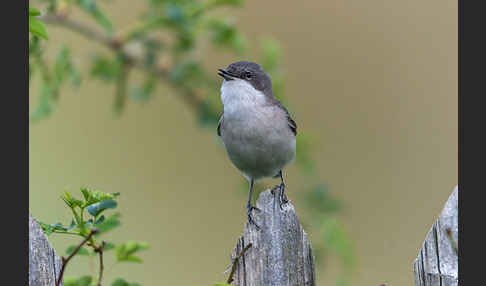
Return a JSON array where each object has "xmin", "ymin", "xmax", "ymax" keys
[{"xmin": 217, "ymin": 60, "xmax": 297, "ymax": 229}]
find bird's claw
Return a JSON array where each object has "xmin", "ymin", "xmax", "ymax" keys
[
  {"xmin": 247, "ymin": 205, "xmax": 261, "ymax": 230},
  {"xmin": 277, "ymin": 183, "xmax": 288, "ymax": 210}
]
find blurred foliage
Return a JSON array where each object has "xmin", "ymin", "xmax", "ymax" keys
[
  {"xmin": 303, "ymin": 184, "xmax": 355, "ymax": 286},
  {"xmin": 39, "ymin": 188, "xmax": 148, "ymax": 286},
  {"xmin": 30, "ymin": 0, "xmax": 355, "ymax": 285},
  {"xmin": 30, "ymin": 5, "xmax": 49, "ymax": 40}
]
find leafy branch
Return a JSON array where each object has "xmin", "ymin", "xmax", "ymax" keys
[
  {"xmin": 30, "ymin": 5, "xmax": 49, "ymax": 40},
  {"xmin": 39, "ymin": 188, "xmax": 148, "ymax": 286},
  {"xmin": 30, "ymin": 0, "xmax": 245, "ymax": 122},
  {"xmin": 56, "ymin": 229, "xmax": 98, "ymax": 286}
]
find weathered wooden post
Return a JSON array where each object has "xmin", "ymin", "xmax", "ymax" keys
[
  {"xmin": 29, "ymin": 213, "xmax": 64, "ymax": 286},
  {"xmin": 229, "ymin": 188, "xmax": 316, "ymax": 286},
  {"xmin": 413, "ymin": 185, "xmax": 458, "ymax": 286}
]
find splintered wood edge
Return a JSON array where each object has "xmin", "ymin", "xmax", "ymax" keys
[
  {"xmin": 413, "ymin": 186, "xmax": 458, "ymax": 286},
  {"xmin": 29, "ymin": 213, "xmax": 64, "ymax": 286}
]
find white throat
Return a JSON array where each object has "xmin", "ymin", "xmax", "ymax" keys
[{"xmin": 220, "ymin": 79, "xmax": 266, "ymax": 115}]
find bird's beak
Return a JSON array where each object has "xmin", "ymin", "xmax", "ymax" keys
[{"xmin": 218, "ymin": 68, "xmax": 235, "ymax": 81}]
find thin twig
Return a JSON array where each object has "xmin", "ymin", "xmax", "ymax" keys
[
  {"xmin": 56, "ymin": 229, "xmax": 99, "ymax": 286},
  {"xmin": 94, "ymin": 241, "xmax": 106, "ymax": 286},
  {"xmin": 40, "ymin": 14, "xmax": 114, "ymax": 48},
  {"xmin": 227, "ymin": 243, "xmax": 252, "ymax": 284},
  {"xmin": 40, "ymin": 13, "xmax": 162, "ymax": 73},
  {"xmin": 53, "ymin": 230, "xmax": 85, "ymax": 237}
]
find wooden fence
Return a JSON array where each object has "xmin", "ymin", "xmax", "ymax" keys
[{"xmin": 29, "ymin": 186, "xmax": 458, "ymax": 286}]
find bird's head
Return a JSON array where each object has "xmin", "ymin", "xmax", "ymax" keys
[{"xmin": 218, "ymin": 60, "xmax": 273, "ymax": 96}]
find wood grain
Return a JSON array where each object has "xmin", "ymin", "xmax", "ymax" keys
[
  {"xmin": 413, "ymin": 186, "xmax": 458, "ymax": 286},
  {"xmin": 230, "ymin": 188, "xmax": 315, "ymax": 286}
]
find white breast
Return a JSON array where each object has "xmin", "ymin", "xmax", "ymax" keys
[{"xmin": 221, "ymin": 79, "xmax": 266, "ymax": 117}]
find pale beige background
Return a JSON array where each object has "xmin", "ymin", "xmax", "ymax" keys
[{"xmin": 29, "ymin": 1, "xmax": 457, "ymax": 285}]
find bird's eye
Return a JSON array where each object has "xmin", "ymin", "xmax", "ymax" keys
[{"xmin": 244, "ymin": 72, "xmax": 252, "ymax": 79}]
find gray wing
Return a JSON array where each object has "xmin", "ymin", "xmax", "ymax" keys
[
  {"xmin": 272, "ymin": 98, "xmax": 297, "ymax": 136},
  {"xmin": 217, "ymin": 113, "xmax": 223, "ymax": 136},
  {"xmin": 218, "ymin": 101, "xmax": 297, "ymax": 136},
  {"xmin": 287, "ymin": 112, "xmax": 297, "ymax": 136}
]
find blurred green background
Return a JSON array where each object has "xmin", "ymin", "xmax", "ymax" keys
[{"xmin": 29, "ymin": 0, "xmax": 457, "ymax": 285}]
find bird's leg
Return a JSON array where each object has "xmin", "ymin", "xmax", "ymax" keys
[
  {"xmin": 278, "ymin": 170, "xmax": 289, "ymax": 209},
  {"xmin": 246, "ymin": 179, "xmax": 260, "ymax": 230}
]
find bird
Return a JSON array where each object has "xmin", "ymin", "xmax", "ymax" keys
[{"xmin": 216, "ymin": 60, "xmax": 297, "ymax": 229}]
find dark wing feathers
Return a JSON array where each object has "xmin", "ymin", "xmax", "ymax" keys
[
  {"xmin": 287, "ymin": 114, "xmax": 297, "ymax": 136},
  {"xmin": 273, "ymin": 98, "xmax": 297, "ymax": 136}
]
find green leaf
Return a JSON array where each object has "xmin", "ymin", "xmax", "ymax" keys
[
  {"xmin": 70, "ymin": 67, "xmax": 82, "ymax": 89},
  {"xmin": 130, "ymin": 86, "xmax": 152, "ymax": 102},
  {"xmin": 130, "ymin": 75, "xmax": 156, "ymax": 102},
  {"xmin": 29, "ymin": 16, "xmax": 48, "ymax": 40},
  {"xmin": 95, "ymin": 212, "xmax": 121, "ymax": 234},
  {"xmin": 111, "ymin": 278, "xmax": 141, "ymax": 286},
  {"xmin": 115, "ymin": 241, "xmax": 149, "ymax": 263},
  {"xmin": 61, "ymin": 191, "xmax": 84, "ymax": 209},
  {"xmin": 53, "ymin": 222, "xmax": 68, "ymax": 231},
  {"xmin": 30, "ymin": 78, "xmax": 55, "ymax": 122},
  {"xmin": 54, "ymin": 46, "xmax": 82, "ymax": 89},
  {"xmin": 95, "ymin": 215, "xmax": 105, "ymax": 224},
  {"xmin": 29, "ymin": 35, "xmax": 42, "ymax": 57},
  {"xmin": 192, "ymin": 0, "xmax": 243, "ymax": 16},
  {"xmin": 212, "ymin": 0, "xmax": 243, "ymax": 7},
  {"xmin": 38, "ymin": 222, "xmax": 53, "ymax": 235},
  {"xmin": 55, "ymin": 46, "xmax": 70, "ymax": 83},
  {"xmin": 66, "ymin": 245, "xmax": 90, "ymax": 256},
  {"xmin": 90, "ymin": 54, "xmax": 122, "ymax": 81},
  {"xmin": 29, "ymin": 6, "xmax": 41, "ymax": 16},
  {"xmin": 38, "ymin": 221, "xmax": 70, "ymax": 235},
  {"xmin": 320, "ymin": 216, "xmax": 356, "ymax": 280},
  {"xmin": 67, "ymin": 219, "xmax": 77, "ymax": 230},
  {"xmin": 197, "ymin": 101, "xmax": 220, "ymax": 127},
  {"xmin": 168, "ymin": 60, "xmax": 204, "ymax": 86},
  {"xmin": 80, "ymin": 188, "xmax": 91, "ymax": 201},
  {"xmin": 207, "ymin": 19, "xmax": 246, "ymax": 54},
  {"xmin": 103, "ymin": 241, "xmax": 116, "ymax": 251},
  {"xmin": 87, "ymin": 199, "xmax": 118, "ymax": 217},
  {"xmin": 80, "ymin": 187, "xmax": 120, "ymax": 206},
  {"xmin": 164, "ymin": 3, "xmax": 186, "ymax": 25},
  {"xmin": 305, "ymin": 184, "xmax": 341, "ymax": 215},
  {"xmin": 64, "ymin": 275, "xmax": 93, "ymax": 286},
  {"xmin": 75, "ymin": 0, "xmax": 113, "ymax": 32},
  {"xmin": 214, "ymin": 283, "xmax": 231, "ymax": 286}
]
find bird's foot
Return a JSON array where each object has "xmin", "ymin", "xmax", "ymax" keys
[
  {"xmin": 278, "ymin": 183, "xmax": 289, "ymax": 210},
  {"xmin": 270, "ymin": 184, "xmax": 289, "ymax": 209},
  {"xmin": 247, "ymin": 205, "xmax": 261, "ymax": 230}
]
